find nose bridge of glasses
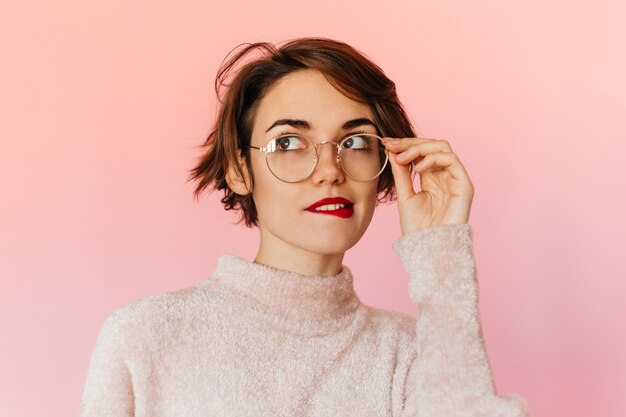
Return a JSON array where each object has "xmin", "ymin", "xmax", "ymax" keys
[{"xmin": 314, "ymin": 140, "xmax": 341, "ymax": 162}]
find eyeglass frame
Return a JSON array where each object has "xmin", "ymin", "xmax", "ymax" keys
[{"xmin": 243, "ymin": 132, "xmax": 390, "ymax": 183}]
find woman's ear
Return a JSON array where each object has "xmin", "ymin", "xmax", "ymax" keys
[{"xmin": 225, "ymin": 150, "xmax": 252, "ymax": 196}]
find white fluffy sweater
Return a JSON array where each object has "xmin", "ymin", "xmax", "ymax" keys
[{"xmin": 79, "ymin": 223, "xmax": 531, "ymax": 416}]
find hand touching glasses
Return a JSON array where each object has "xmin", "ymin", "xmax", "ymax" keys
[{"xmin": 382, "ymin": 137, "xmax": 474, "ymax": 235}]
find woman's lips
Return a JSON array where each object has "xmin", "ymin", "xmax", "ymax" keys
[
  {"xmin": 305, "ymin": 196, "xmax": 354, "ymax": 218},
  {"xmin": 306, "ymin": 205, "xmax": 354, "ymax": 218}
]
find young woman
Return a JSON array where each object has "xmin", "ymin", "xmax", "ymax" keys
[{"xmin": 79, "ymin": 37, "xmax": 530, "ymax": 417}]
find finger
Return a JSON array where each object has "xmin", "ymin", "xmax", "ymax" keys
[
  {"xmin": 382, "ymin": 137, "xmax": 442, "ymax": 144},
  {"xmin": 384, "ymin": 138, "xmax": 452, "ymax": 157},
  {"xmin": 412, "ymin": 151, "xmax": 471, "ymax": 181},
  {"xmin": 392, "ymin": 140, "xmax": 453, "ymax": 165},
  {"xmin": 383, "ymin": 138, "xmax": 437, "ymax": 153},
  {"xmin": 388, "ymin": 148, "xmax": 416, "ymax": 202}
]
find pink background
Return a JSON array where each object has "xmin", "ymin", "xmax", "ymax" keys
[{"xmin": 1, "ymin": 1, "xmax": 625, "ymax": 416}]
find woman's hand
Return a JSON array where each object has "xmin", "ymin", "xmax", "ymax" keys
[{"xmin": 382, "ymin": 137, "xmax": 474, "ymax": 235}]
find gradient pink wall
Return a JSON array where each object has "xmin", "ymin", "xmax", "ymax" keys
[{"xmin": 1, "ymin": 1, "xmax": 625, "ymax": 416}]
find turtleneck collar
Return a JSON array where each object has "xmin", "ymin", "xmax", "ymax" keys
[{"xmin": 199, "ymin": 254, "xmax": 363, "ymax": 335}]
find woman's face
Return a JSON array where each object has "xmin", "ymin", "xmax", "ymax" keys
[{"xmin": 247, "ymin": 69, "xmax": 380, "ymax": 258}]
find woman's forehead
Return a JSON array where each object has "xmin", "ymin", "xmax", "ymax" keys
[
  {"xmin": 255, "ymin": 70, "xmax": 373, "ymax": 125},
  {"xmin": 259, "ymin": 70, "xmax": 369, "ymax": 111}
]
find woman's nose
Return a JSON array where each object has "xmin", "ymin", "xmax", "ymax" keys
[{"xmin": 310, "ymin": 142, "xmax": 345, "ymax": 184}]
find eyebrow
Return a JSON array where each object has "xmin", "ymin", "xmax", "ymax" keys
[{"xmin": 265, "ymin": 117, "xmax": 377, "ymax": 133}]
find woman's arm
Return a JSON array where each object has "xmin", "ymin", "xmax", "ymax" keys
[
  {"xmin": 393, "ymin": 223, "xmax": 530, "ymax": 417},
  {"xmin": 79, "ymin": 310, "xmax": 135, "ymax": 417}
]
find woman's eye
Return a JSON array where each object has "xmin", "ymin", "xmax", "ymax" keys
[
  {"xmin": 342, "ymin": 135, "xmax": 370, "ymax": 150},
  {"xmin": 275, "ymin": 136, "xmax": 304, "ymax": 151}
]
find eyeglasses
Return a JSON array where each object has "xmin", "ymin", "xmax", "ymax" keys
[{"xmin": 244, "ymin": 133, "xmax": 389, "ymax": 183}]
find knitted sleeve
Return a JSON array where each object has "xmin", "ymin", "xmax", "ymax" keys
[
  {"xmin": 79, "ymin": 308, "xmax": 135, "ymax": 417},
  {"xmin": 392, "ymin": 223, "xmax": 531, "ymax": 417}
]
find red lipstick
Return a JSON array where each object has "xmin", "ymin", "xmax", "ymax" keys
[{"xmin": 305, "ymin": 197, "xmax": 354, "ymax": 219}]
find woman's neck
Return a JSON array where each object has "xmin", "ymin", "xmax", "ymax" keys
[{"xmin": 254, "ymin": 227, "xmax": 345, "ymax": 277}]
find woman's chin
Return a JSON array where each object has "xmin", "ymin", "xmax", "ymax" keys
[{"xmin": 298, "ymin": 233, "xmax": 362, "ymax": 256}]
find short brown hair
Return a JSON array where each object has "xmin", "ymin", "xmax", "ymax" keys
[{"xmin": 187, "ymin": 37, "xmax": 417, "ymax": 227}]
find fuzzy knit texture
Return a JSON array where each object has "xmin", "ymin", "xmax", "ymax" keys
[{"xmin": 79, "ymin": 223, "xmax": 531, "ymax": 417}]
